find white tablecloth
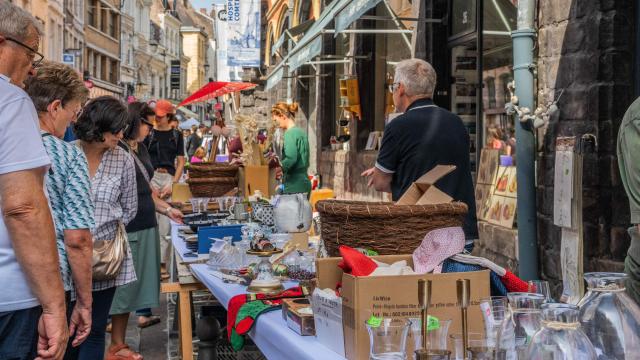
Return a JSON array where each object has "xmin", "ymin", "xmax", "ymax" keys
[{"xmin": 190, "ymin": 264, "xmax": 347, "ymax": 360}]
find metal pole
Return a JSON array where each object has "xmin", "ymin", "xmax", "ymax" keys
[{"xmin": 512, "ymin": 0, "xmax": 538, "ymax": 280}]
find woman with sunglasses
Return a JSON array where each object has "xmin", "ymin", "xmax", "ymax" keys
[
  {"xmin": 67, "ymin": 96, "xmax": 138, "ymax": 360},
  {"xmin": 107, "ymin": 102, "xmax": 183, "ymax": 360}
]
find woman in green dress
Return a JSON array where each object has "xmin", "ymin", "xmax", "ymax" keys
[{"xmin": 272, "ymin": 102, "xmax": 311, "ymax": 194}]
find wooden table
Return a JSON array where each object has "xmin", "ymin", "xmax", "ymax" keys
[{"xmin": 161, "ymin": 224, "xmax": 209, "ymax": 360}]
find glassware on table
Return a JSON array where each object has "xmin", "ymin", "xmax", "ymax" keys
[
  {"xmin": 499, "ymin": 292, "xmax": 544, "ymax": 360},
  {"xmin": 578, "ymin": 272, "xmax": 640, "ymax": 359},
  {"xmin": 190, "ymin": 197, "xmax": 209, "ymax": 213},
  {"xmin": 527, "ymin": 280, "xmax": 553, "ymax": 303},
  {"xmin": 449, "ymin": 333, "xmax": 489, "ymax": 360},
  {"xmin": 366, "ymin": 318, "xmax": 411, "ymax": 360},
  {"xmin": 479, "ymin": 296, "xmax": 509, "ymax": 348},
  {"xmin": 526, "ymin": 303, "xmax": 596, "ymax": 360},
  {"xmin": 410, "ymin": 318, "xmax": 452, "ymax": 359}
]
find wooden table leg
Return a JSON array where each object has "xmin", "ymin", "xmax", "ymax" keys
[{"xmin": 179, "ymin": 290, "xmax": 194, "ymax": 360}]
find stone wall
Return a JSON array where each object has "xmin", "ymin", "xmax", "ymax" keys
[
  {"xmin": 319, "ymin": 150, "xmax": 390, "ymax": 201},
  {"xmin": 536, "ymin": 0, "xmax": 634, "ymax": 294}
]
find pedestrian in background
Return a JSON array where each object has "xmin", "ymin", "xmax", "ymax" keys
[
  {"xmin": 67, "ymin": 96, "xmax": 138, "ymax": 360},
  {"xmin": 0, "ymin": 2, "xmax": 69, "ymax": 359},
  {"xmin": 144, "ymin": 99, "xmax": 185, "ymax": 278},
  {"xmin": 271, "ymin": 102, "xmax": 312, "ymax": 195},
  {"xmin": 108, "ymin": 102, "xmax": 184, "ymax": 359},
  {"xmin": 24, "ymin": 61, "xmax": 95, "ymax": 350},
  {"xmin": 618, "ymin": 97, "xmax": 640, "ymax": 305}
]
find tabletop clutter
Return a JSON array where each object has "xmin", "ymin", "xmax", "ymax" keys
[{"xmin": 177, "ymin": 164, "xmax": 640, "ymax": 360}]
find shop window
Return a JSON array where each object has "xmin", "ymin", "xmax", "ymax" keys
[{"xmin": 485, "ymin": 77, "xmax": 496, "ymax": 109}]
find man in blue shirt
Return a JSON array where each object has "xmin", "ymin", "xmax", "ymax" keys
[
  {"xmin": 0, "ymin": 2, "xmax": 68, "ymax": 359},
  {"xmin": 25, "ymin": 61, "xmax": 95, "ymax": 349},
  {"xmin": 363, "ymin": 59, "xmax": 478, "ymax": 243}
]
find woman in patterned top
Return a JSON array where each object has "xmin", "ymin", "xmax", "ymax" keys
[{"xmin": 67, "ymin": 96, "xmax": 138, "ymax": 360}]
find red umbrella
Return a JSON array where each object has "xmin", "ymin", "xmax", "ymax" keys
[{"xmin": 178, "ymin": 81, "xmax": 256, "ymax": 107}]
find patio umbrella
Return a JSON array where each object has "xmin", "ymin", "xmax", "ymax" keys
[
  {"xmin": 178, "ymin": 81, "xmax": 257, "ymax": 107},
  {"xmin": 179, "ymin": 117, "xmax": 200, "ymax": 129}
]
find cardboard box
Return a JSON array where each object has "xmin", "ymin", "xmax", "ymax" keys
[
  {"xmin": 172, "ymin": 183, "xmax": 193, "ymax": 203},
  {"xmin": 282, "ymin": 298, "xmax": 315, "ymax": 336},
  {"xmin": 285, "ymin": 232, "xmax": 309, "ymax": 251},
  {"xmin": 239, "ymin": 165, "xmax": 275, "ymax": 198},
  {"xmin": 396, "ymin": 165, "xmax": 456, "ymax": 205},
  {"xmin": 316, "ymin": 255, "xmax": 490, "ymax": 360}
]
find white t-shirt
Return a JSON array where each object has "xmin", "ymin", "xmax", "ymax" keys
[{"xmin": 0, "ymin": 74, "xmax": 52, "ymax": 312}]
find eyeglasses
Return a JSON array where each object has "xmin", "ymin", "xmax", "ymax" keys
[
  {"xmin": 388, "ymin": 82, "xmax": 400, "ymax": 94},
  {"xmin": 4, "ymin": 36, "xmax": 44, "ymax": 68}
]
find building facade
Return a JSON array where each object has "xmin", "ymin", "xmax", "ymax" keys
[{"xmin": 84, "ymin": 0, "xmax": 123, "ymax": 97}]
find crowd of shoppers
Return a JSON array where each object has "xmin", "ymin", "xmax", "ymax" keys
[{"xmin": 0, "ymin": 2, "xmax": 183, "ymax": 359}]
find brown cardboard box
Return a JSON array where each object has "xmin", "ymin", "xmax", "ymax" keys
[
  {"xmin": 172, "ymin": 183, "xmax": 193, "ymax": 203},
  {"xmin": 239, "ymin": 165, "xmax": 275, "ymax": 198},
  {"xmin": 316, "ymin": 255, "xmax": 490, "ymax": 360},
  {"xmin": 285, "ymin": 232, "xmax": 309, "ymax": 251},
  {"xmin": 282, "ymin": 298, "xmax": 315, "ymax": 336},
  {"xmin": 396, "ymin": 165, "xmax": 456, "ymax": 205}
]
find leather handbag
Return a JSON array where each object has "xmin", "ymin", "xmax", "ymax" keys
[{"xmin": 92, "ymin": 222, "xmax": 128, "ymax": 281}]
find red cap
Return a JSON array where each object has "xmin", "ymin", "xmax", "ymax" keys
[{"xmin": 155, "ymin": 99, "xmax": 175, "ymax": 117}]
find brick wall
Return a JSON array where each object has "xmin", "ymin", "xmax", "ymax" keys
[{"xmin": 536, "ymin": 0, "xmax": 635, "ymax": 294}]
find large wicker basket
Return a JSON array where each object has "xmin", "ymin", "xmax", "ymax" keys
[
  {"xmin": 188, "ymin": 163, "xmax": 240, "ymax": 179},
  {"xmin": 316, "ymin": 200, "xmax": 468, "ymax": 256},
  {"xmin": 186, "ymin": 177, "xmax": 238, "ymax": 197}
]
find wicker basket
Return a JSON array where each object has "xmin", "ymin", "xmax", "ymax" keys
[
  {"xmin": 188, "ymin": 163, "xmax": 240, "ymax": 179},
  {"xmin": 186, "ymin": 177, "xmax": 238, "ymax": 197},
  {"xmin": 316, "ymin": 200, "xmax": 468, "ymax": 256}
]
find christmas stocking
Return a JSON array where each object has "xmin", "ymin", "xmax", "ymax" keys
[
  {"xmin": 337, "ymin": 245, "xmax": 378, "ymax": 276},
  {"xmin": 227, "ymin": 286, "xmax": 308, "ymax": 350}
]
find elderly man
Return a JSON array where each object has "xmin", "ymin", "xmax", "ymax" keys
[
  {"xmin": 25, "ymin": 61, "xmax": 95, "ymax": 349},
  {"xmin": 363, "ymin": 58, "xmax": 478, "ymax": 244},
  {"xmin": 0, "ymin": 3, "xmax": 69, "ymax": 360}
]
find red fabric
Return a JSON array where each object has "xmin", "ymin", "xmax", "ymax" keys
[
  {"xmin": 337, "ymin": 246, "xmax": 378, "ymax": 276},
  {"xmin": 178, "ymin": 82, "xmax": 256, "ymax": 107},
  {"xmin": 226, "ymin": 286, "xmax": 307, "ymax": 340},
  {"xmin": 501, "ymin": 270, "xmax": 529, "ymax": 292}
]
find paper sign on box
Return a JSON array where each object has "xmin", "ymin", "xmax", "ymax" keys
[{"xmin": 312, "ymin": 289, "xmax": 345, "ymax": 357}]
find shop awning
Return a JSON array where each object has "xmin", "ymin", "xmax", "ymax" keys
[
  {"xmin": 265, "ymin": 63, "xmax": 285, "ymax": 91},
  {"xmin": 335, "ymin": 0, "xmax": 383, "ymax": 34},
  {"xmin": 271, "ymin": 18, "xmax": 316, "ymax": 57},
  {"xmin": 178, "ymin": 81, "xmax": 256, "ymax": 107}
]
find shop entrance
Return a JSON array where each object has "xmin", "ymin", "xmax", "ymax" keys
[{"xmin": 427, "ymin": 0, "xmax": 517, "ymax": 176}]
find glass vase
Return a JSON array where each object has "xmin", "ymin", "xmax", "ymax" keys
[
  {"xmin": 366, "ymin": 318, "xmax": 411, "ymax": 360},
  {"xmin": 526, "ymin": 303, "xmax": 596, "ymax": 359},
  {"xmin": 498, "ymin": 292, "xmax": 544, "ymax": 359},
  {"xmin": 578, "ymin": 272, "xmax": 640, "ymax": 359}
]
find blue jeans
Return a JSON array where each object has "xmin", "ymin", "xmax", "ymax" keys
[
  {"xmin": 64, "ymin": 287, "xmax": 116, "ymax": 360},
  {"xmin": 0, "ymin": 306, "xmax": 41, "ymax": 360}
]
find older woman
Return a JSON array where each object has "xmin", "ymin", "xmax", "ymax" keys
[
  {"xmin": 107, "ymin": 102, "xmax": 184, "ymax": 359},
  {"xmin": 66, "ymin": 96, "xmax": 138, "ymax": 360}
]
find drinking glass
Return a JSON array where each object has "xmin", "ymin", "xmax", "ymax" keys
[
  {"xmin": 502, "ymin": 292, "xmax": 544, "ymax": 359},
  {"xmin": 366, "ymin": 318, "xmax": 411, "ymax": 360},
  {"xmin": 409, "ymin": 318, "xmax": 452, "ymax": 358},
  {"xmin": 528, "ymin": 280, "xmax": 553, "ymax": 302},
  {"xmin": 479, "ymin": 297, "xmax": 508, "ymax": 348}
]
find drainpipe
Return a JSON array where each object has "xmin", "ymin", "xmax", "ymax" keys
[{"xmin": 512, "ymin": 0, "xmax": 538, "ymax": 280}]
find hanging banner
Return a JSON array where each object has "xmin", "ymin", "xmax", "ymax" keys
[{"xmin": 227, "ymin": 0, "xmax": 261, "ymax": 67}]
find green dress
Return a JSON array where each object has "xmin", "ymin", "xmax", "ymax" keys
[{"xmin": 281, "ymin": 127, "xmax": 311, "ymax": 194}]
